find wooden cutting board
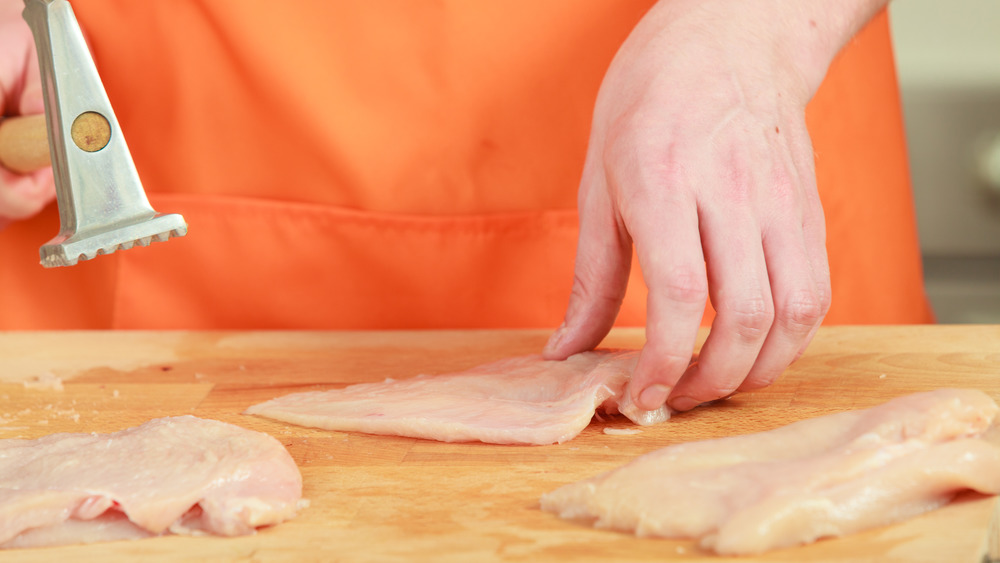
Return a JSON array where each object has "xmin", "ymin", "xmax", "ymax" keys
[{"xmin": 1, "ymin": 325, "xmax": 999, "ymax": 562}]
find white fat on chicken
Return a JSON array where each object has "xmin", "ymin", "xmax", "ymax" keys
[
  {"xmin": 541, "ymin": 388, "xmax": 1000, "ymax": 556},
  {"xmin": 246, "ymin": 350, "xmax": 669, "ymax": 445}
]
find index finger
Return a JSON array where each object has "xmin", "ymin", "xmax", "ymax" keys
[{"xmin": 627, "ymin": 192, "xmax": 708, "ymax": 411}]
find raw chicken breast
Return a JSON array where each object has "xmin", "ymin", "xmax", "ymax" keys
[
  {"xmin": 247, "ymin": 350, "xmax": 668, "ymax": 445},
  {"xmin": 0, "ymin": 416, "xmax": 303, "ymax": 549},
  {"xmin": 541, "ymin": 388, "xmax": 1000, "ymax": 556}
]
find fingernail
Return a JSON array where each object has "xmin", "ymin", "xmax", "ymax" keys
[
  {"xmin": 638, "ymin": 384, "xmax": 671, "ymax": 410},
  {"xmin": 543, "ymin": 323, "xmax": 567, "ymax": 356},
  {"xmin": 669, "ymin": 396, "xmax": 701, "ymax": 412}
]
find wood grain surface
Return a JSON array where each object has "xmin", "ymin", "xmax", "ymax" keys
[{"xmin": 1, "ymin": 325, "xmax": 999, "ymax": 562}]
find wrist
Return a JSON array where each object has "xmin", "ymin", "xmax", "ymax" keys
[
  {"xmin": 642, "ymin": 0, "xmax": 890, "ymax": 104},
  {"xmin": 772, "ymin": 0, "xmax": 890, "ymax": 97}
]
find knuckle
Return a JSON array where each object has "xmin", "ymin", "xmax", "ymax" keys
[
  {"xmin": 778, "ymin": 289, "xmax": 829, "ymax": 330},
  {"xmin": 726, "ymin": 296, "xmax": 774, "ymax": 341},
  {"xmin": 768, "ymin": 164, "xmax": 799, "ymax": 199},
  {"xmin": 816, "ymin": 279, "xmax": 833, "ymax": 313},
  {"xmin": 602, "ymin": 113, "xmax": 646, "ymax": 170},
  {"xmin": 658, "ymin": 268, "xmax": 709, "ymax": 307}
]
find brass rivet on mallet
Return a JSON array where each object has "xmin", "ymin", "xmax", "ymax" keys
[{"xmin": 70, "ymin": 111, "xmax": 111, "ymax": 152}]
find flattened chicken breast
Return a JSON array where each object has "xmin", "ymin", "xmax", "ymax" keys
[
  {"xmin": 0, "ymin": 416, "xmax": 303, "ymax": 549},
  {"xmin": 541, "ymin": 388, "xmax": 1000, "ymax": 555},
  {"xmin": 247, "ymin": 350, "xmax": 668, "ymax": 445}
]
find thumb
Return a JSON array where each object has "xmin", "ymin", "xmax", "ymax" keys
[{"xmin": 543, "ymin": 159, "xmax": 632, "ymax": 360}]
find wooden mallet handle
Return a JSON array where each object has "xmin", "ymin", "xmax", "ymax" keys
[{"xmin": 0, "ymin": 114, "xmax": 51, "ymax": 174}]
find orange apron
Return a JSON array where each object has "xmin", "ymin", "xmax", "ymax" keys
[{"xmin": 0, "ymin": 2, "xmax": 933, "ymax": 330}]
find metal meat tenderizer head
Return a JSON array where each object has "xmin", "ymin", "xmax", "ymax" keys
[{"xmin": 23, "ymin": 0, "xmax": 187, "ymax": 268}]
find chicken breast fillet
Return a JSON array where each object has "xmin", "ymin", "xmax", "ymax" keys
[
  {"xmin": 0, "ymin": 416, "xmax": 303, "ymax": 549},
  {"xmin": 247, "ymin": 350, "xmax": 668, "ymax": 445},
  {"xmin": 541, "ymin": 388, "xmax": 1000, "ymax": 555}
]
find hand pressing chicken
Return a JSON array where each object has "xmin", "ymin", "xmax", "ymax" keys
[{"xmin": 545, "ymin": 0, "xmax": 889, "ymax": 412}]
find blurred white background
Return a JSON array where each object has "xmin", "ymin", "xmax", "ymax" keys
[{"xmin": 889, "ymin": 0, "xmax": 1000, "ymax": 323}]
